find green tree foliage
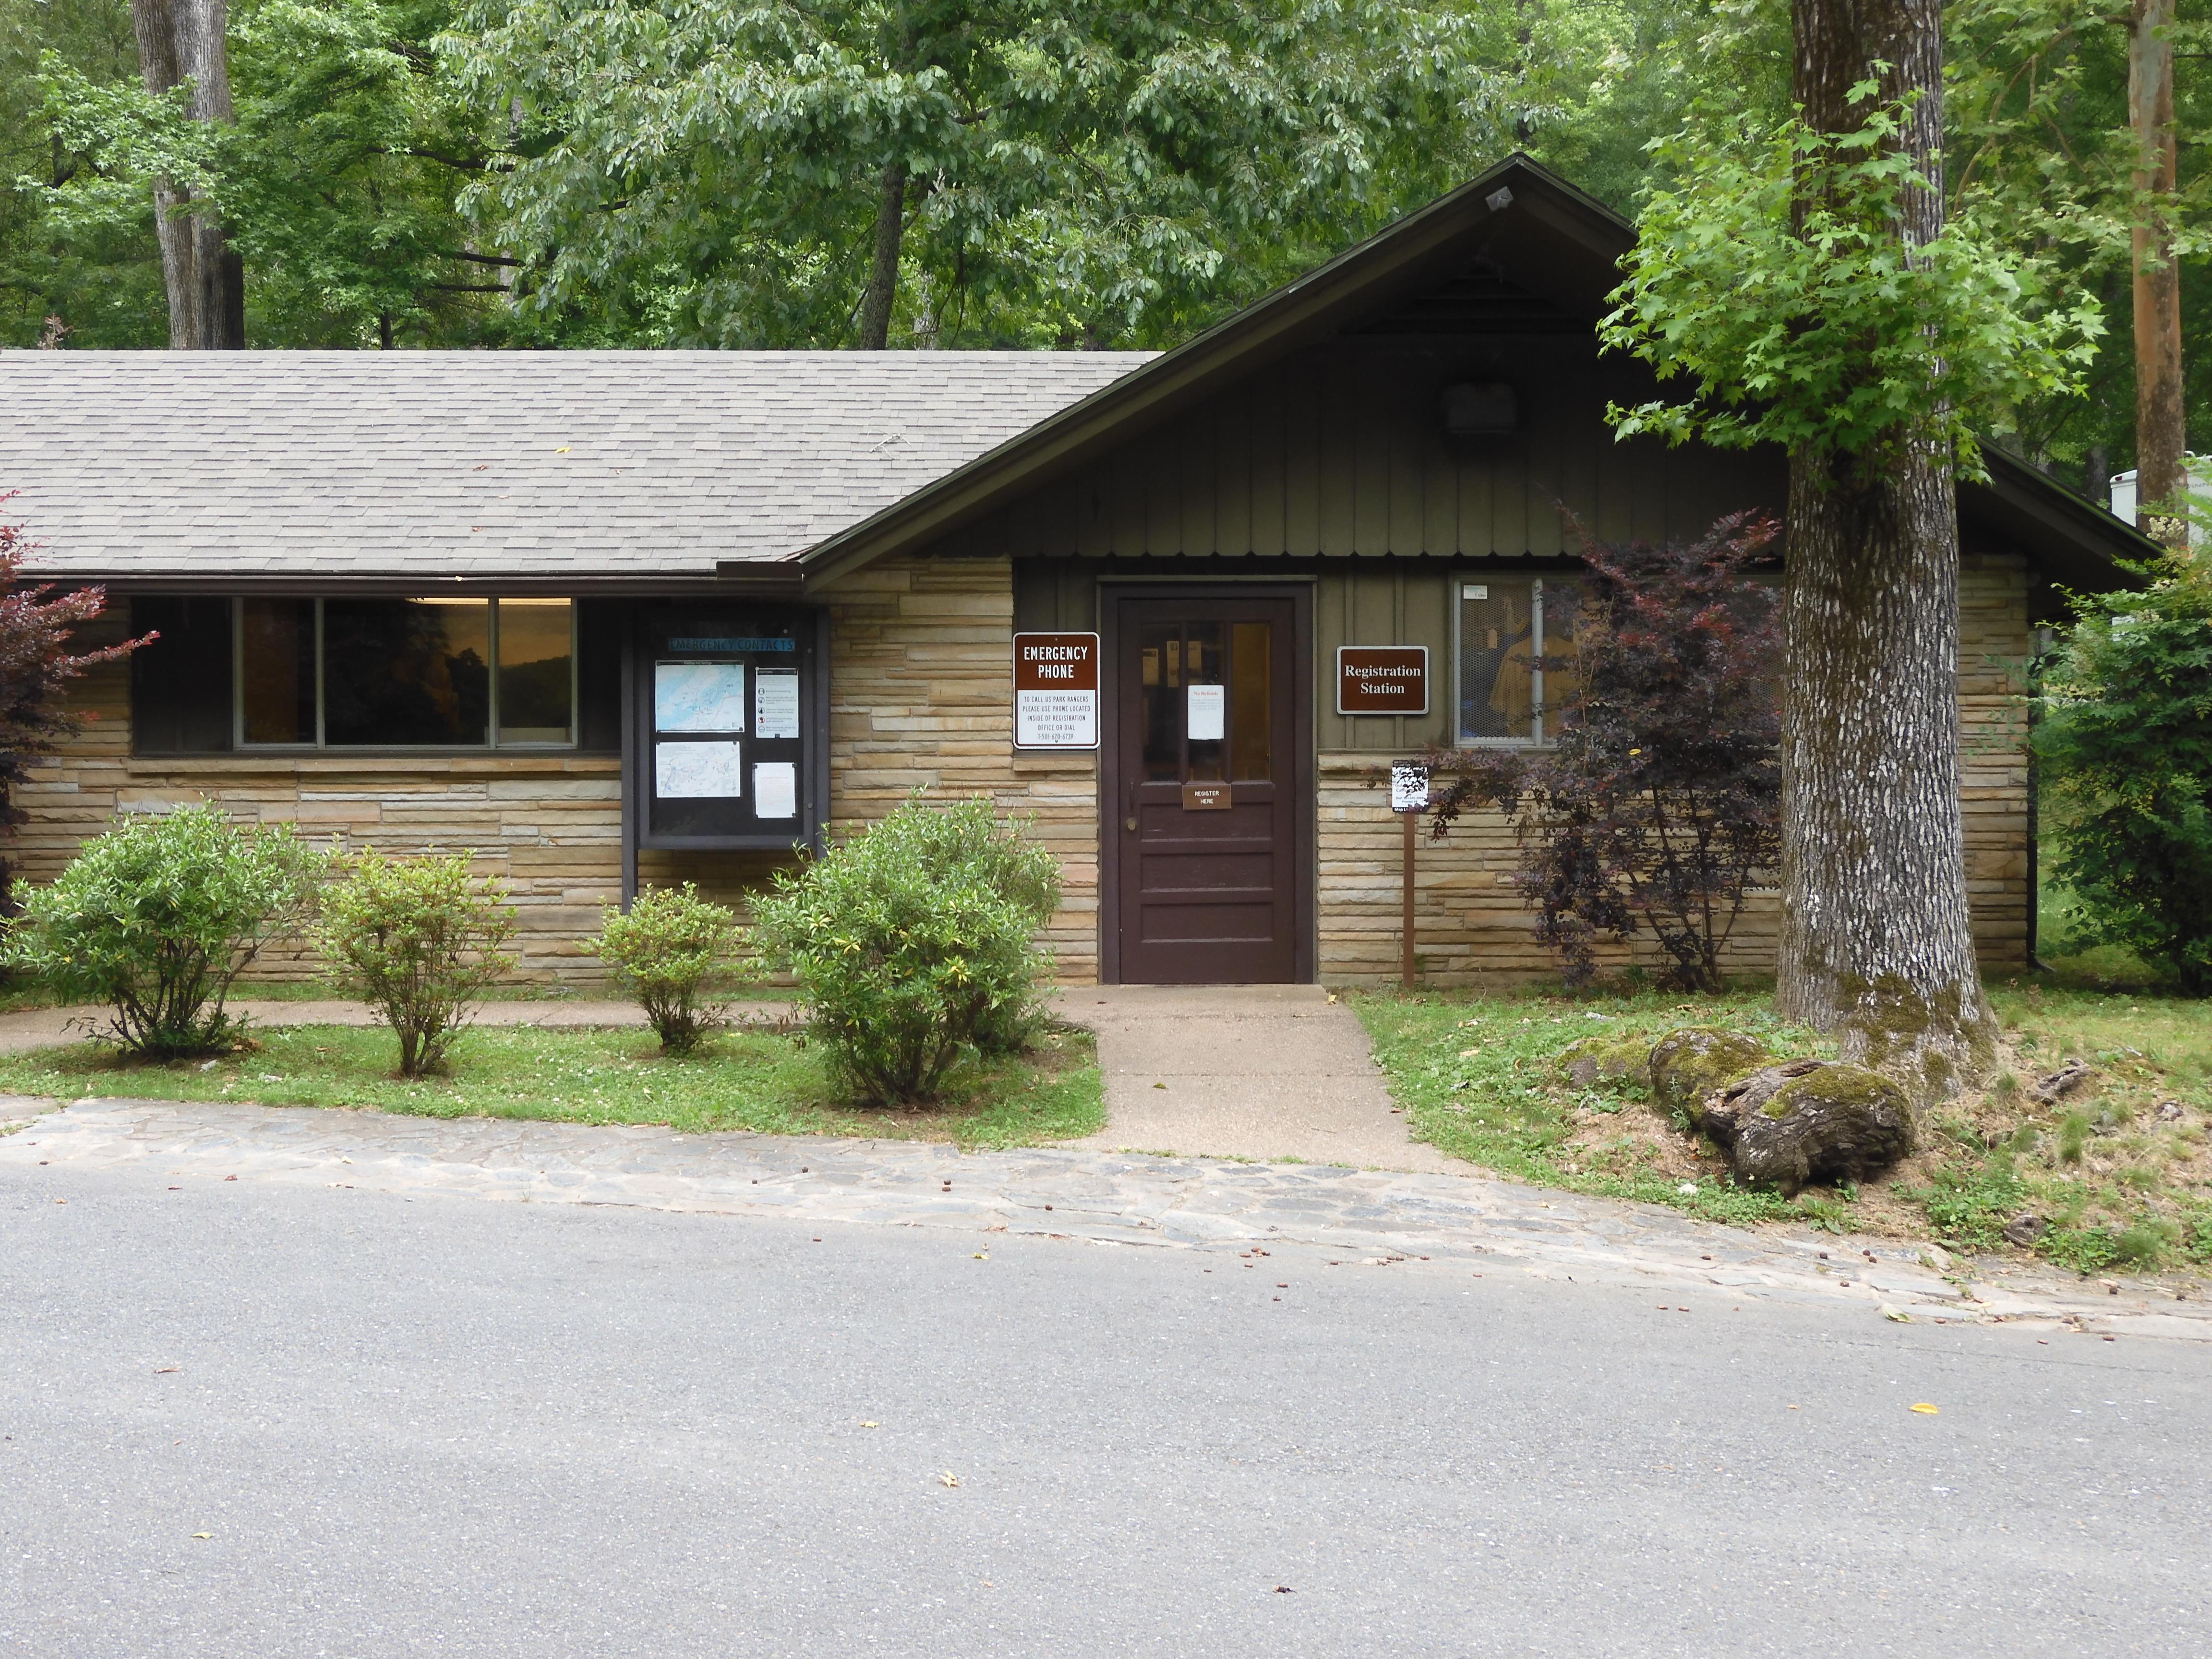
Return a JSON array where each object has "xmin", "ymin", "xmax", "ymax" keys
[
  {"xmin": 5, "ymin": 805, "xmax": 325, "ymax": 1056},
  {"xmin": 318, "ymin": 846, "xmax": 517, "ymax": 1075},
  {"xmin": 0, "ymin": 0, "xmax": 164, "ymax": 344},
  {"xmin": 443, "ymin": 0, "xmax": 1528, "ymax": 348},
  {"xmin": 2035, "ymin": 569, "xmax": 2212, "ymax": 993},
  {"xmin": 27, "ymin": 0, "xmax": 517, "ymax": 347},
  {"xmin": 1946, "ymin": 0, "xmax": 2212, "ymax": 483},
  {"xmin": 1600, "ymin": 93, "xmax": 2104, "ymax": 480},
  {"xmin": 590, "ymin": 883, "xmax": 742, "ymax": 1054},
  {"xmin": 750, "ymin": 795, "xmax": 1058, "ymax": 1104}
]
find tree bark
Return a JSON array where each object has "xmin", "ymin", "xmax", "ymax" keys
[
  {"xmin": 1776, "ymin": 0, "xmax": 1997, "ymax": 1100},
  {"xmin": 856, "ymin": 162, "xmax": 908, "ymax": 350},
  {"xmin": 2129, "ymin": 0, "xmax": 2187, "ymax": 550},
  {"xmin": 129, "ymin": 0, "xmax": 244, "ymax": 349}
]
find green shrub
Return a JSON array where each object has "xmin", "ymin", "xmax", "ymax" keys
[
  {"xmin": 4, "ymin": 804, "xmax": 323, "ymax": 1057},
  {"xmin": 590, "ymin": 883, "xmax": 741, "ymax": 1054},
  {"xmin": 318, "ymin": 848, "xmax": 517, "ymax": 1077},
  {"xmin": 751, "ymin": 795, "xmax": 1060, "ymax": 1104},
  {"xmin": 2035, "ymin": 574, "xmax": 2212, "ymax": 994}
]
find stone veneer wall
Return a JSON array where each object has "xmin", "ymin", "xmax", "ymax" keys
[
  {"xmin": 14, "ymin": 553, "xmax": 2030, "ymax": 988},
  {"xmin": 13, "ymin": 556, "xmax": 1101, "ymax": 985},
  {"xmin": 1314, "ymin": 554, "xmax": 2036, "ymax": 985}
]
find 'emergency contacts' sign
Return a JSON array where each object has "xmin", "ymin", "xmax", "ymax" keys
[{"xmin": 1013, "ymin": 632, "xmax": 1099, "ymax": 749}]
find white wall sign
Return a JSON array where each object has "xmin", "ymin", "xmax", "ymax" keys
[
  {"xmin": 656, "ymin": 739, "xmax": 743, "ymax": 799},
  {"xmin": 1012, "ymin": 632, "xmax": 1099, "ymax": 749},
  {"xmin": 753, "ymin": 670, "xmax": 800, "ymax": 740},
  {"xmin": 1186, "ymin": 683, "xmax": 1226, "ymax": 742}
]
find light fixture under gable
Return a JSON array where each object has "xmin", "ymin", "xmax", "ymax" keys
[{"xmin": 1442, "ymin": 381, "xmax": 1518, "ymax": 437}]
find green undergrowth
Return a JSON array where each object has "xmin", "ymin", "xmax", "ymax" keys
[
  {"xmin": 0, "ymin": 1021, "xmax": 1100, "ymax": 1151},
  {"xmin": 1352, "ymin": 987, "xmax": 1834, "ymax": 1230},
  {"xmin": 1352, "ymin": 983, "xmax": 2212, "ymax": 1274}
]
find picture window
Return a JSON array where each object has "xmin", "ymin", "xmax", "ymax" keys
[{"xmin": 234, "ymin": 597, "xmax": 575, "ymax": 750}]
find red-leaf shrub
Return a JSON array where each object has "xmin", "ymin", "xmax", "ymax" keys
[
  {"xmin": 0, "ymin": 498, "xmax": 151, "ymax": 903},
  {"xmin": 1422, "ymin": 512, "xmax": 1783, "ymax": 991}
]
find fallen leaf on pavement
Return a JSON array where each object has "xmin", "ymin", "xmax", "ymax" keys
[
  {"xmin": 939, "ymin": 1472, "xmax": 960, "ymax": 1488},
  {"xmin": 1882, "ymin": 1305, "xmax": 1911, "ymax": 1323},
  {"xmin": 860, "ymin": 1421, "xmax": 878, "ymax": 1429},
  {"xmin": 192, "ymin": 1532, "xmax": 212, "ymax": 1540},
  {"xmin": 1911, "ymin": 1403, "xmax": 1939, "ymax": 1415}
]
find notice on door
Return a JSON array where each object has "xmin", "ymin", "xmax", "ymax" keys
[
  {"xmin": 1012, "ymin": 632, "xmax": 1099, "ymax": 749},
  {"xmin": 1336, "ymin": 646, "xmax": 1429, "ymax": 715}
]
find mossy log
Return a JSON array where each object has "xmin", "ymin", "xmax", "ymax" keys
[
  {"xmin": 1648, "ymin": 1027, "xmax": 1773, "ymax": 1121},
  {"xmin": 1695, "ymin": 1060, "xmax": 1915, "ymax": 1197}
]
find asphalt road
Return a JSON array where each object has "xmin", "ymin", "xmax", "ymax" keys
[{"xmin": 3, "ymin": 1162, "xmax": 2207, "ymax": 1658}]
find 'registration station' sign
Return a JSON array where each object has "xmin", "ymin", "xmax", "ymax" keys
[
  {"xmin": 1336, "ymin": 645, "xmax": 1430, "ymax": 715},
  {"xmin": 1012, "ymin": 632, "xmax": 1099, "ymax": 749}
]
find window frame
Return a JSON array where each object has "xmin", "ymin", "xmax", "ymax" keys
[
  {"xmin": 231, "ymin": 596, "xmax": 579, "ymax": 753},
  {"xmin": 1453, "ymin": 574, "xmax": 1577, "ymax": 749}
]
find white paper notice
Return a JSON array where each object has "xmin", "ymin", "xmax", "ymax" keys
[
  {"xmin": 754, "ymin": 670, "xmax": 800, "ymax": 740},
  {"xmin": 656, "ymin": 662, "xmax": 746, "ymax": 733},
  {"xmin": 1187, "ymin": 683, "xmax": 1226, "ymax": 741},
  {"xmin": 753, "ymin": 761, "xmax": 797, "ymax": 819},
  {"xmin": 655, "ymin": 740, "xmax": 742, "ymax": 799}
]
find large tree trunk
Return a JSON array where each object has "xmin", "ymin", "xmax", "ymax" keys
[
  {"xmin": 130, "ymin": 0, "xmax": 244, "ymax": 349},
  {"xmin": 2130, "ymin": 0, "xmax": 2187, "ymax": 551},
  {"xmin": 1776, "ymin": 0, "xmax": 1997, "ymax": 1100},
  {"xmin": 856, "ymin": 162, "xmax": 907, "ymax": 350}
]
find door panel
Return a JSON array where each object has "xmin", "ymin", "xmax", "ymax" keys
[{"xmin": 1107, "ymin": 592, "xmax": 1306, "ymax": 984}]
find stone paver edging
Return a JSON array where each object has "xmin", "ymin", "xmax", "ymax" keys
[{"xmin": 4, "ymin": 1095, "xmax": 2206, "ymax": 1344}]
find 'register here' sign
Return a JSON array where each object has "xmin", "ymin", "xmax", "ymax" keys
[
  {"xmin": 1336, "ymin": 645, "xmax": 1429, "ymax": 715},
  {"xmin": 1012, "ymin": 632, "xmax": 1099, "ymax": 749}
]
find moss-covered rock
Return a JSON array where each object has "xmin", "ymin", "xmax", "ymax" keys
[
  {"xmin": 1556, "ymin": 1033, "xmax": 1655, "ymax": 1090},
  {"xmin": 1648, "ymin": 1027, "xmax": 1772, "ymax": 1121},
  {"xmin": 1695, "ymin": 1060, "xmax": 1915, "ymax": 1196}
]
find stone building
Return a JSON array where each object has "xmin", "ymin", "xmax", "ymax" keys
[{"xmin": 0, "ymin": 157, "xmax": 2147, "ymax": 987}]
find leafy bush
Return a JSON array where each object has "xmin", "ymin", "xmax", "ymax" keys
[
  {"xmin": 318, "ymin": 848, "xmax": 517, "ymax": 1077},
  {"xmin": 751, "ymin": 795, "xmax": 1060, "ymax": 1104},
  {"xmin": 590, "ymin": 883, "xmax": 741, "ymax": 1054},
  {"xmin": 2034, "ymin": 573, "xmax": 2212, "ymax": 994},
  {"xmin": 1421, "ymin": 513, "xmax": 1783, "ymax": 990},
  {"xmin": 5, "ymin": 804, "xmax": 323, "ymax": 1056}
]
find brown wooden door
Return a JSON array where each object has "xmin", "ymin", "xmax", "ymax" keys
[{"xmin": 1105, "ymin": 591, "xmax": 1309, "ymax": 984}]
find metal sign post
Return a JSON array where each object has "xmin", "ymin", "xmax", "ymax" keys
[{"xmin": 1390, "ymin": 763, "xmax": 1431, "ymax": 990}]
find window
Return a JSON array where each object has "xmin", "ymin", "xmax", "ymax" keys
[
  {"xmin": 235, "ymin": 597, "xmax": 573, "ymax": 749},
  {"xmin": 1456, "ymin": 577, "xmax": 1581, "ymax": 745}
]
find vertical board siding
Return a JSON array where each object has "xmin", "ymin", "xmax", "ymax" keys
[{"xmin": 963, "ymin": 335, "xmax": 1781, "ymax": 563}]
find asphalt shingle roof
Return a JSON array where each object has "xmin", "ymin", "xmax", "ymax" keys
[{"xmin": 0, "ymin": 350, "xmax": 1152, "ymax": 581}]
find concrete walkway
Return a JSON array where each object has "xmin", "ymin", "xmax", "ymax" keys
[{"xmin": 1055, "ymin": 985, "xmax": 1459, "ymax": 1173}]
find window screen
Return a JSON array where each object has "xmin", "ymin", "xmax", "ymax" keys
[{"xmin": 1458, "ymin": 577, "xmax": 1581, "ymax": 745}]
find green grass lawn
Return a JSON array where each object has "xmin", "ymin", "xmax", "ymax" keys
[
  {"xmin": 1353, "ymin": 983, "xmax": 2212, "ymax": 1274},
  {"xmin": 0, "ymin": 1022, "xmax": 1102, "ymax": 1151}
]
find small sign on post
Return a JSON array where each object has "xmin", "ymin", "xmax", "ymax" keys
[
  {"xmin": 1390, "ymin": 763, "xmax": 1431, "ymax": 989},
  {"xmin": 1012, "ymin": 632, "xmax": 1099, "ymax": 749}
]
